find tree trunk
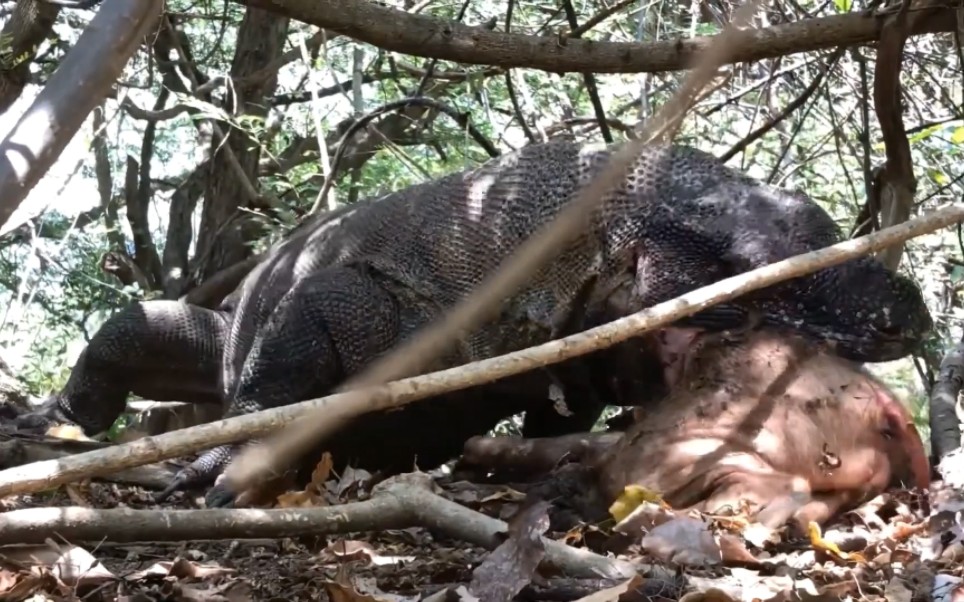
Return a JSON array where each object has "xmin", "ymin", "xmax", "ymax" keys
[{"xmin": 192, "ymin": 8, "xmax": 289, "ymax": 283}]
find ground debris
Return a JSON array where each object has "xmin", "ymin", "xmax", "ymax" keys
[{"xmin": 0, "ymin": 454, "xmax": 959, "ymax": 601}]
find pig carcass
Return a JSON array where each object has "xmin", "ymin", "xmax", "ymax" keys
[{"xmin": 461, "ymin": 329, "xmax": 931, "ymax": 529}]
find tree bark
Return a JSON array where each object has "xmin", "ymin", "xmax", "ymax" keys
[
  {"xmin": 0, "ymin": 0, "xmax": 164, "ymax": 234},
  {"xmin": 232, "ymin": 0, "xmax": 954, "ymax": 74},
  {"xmin": 191, "ymin": 8, "xmax": 289, "ymax": 283}
]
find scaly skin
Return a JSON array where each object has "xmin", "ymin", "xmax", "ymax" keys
[{"xmin": 17, "ymin": 139, "xmax": 934, "ymax": 508}]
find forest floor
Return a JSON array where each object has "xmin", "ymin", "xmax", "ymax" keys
[{"xmin": 1, "ymin": 454, "xmax": 963, "ymax": 602}]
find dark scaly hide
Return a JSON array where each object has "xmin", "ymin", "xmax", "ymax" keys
[{"xmin": 22, "ymin": 139, "xmax": 933, "ymax": 504}]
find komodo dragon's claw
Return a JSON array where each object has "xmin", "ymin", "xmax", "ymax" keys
[
  {"xmin": 203, "ymin": 482, "xmax": 239, "ymax": 508},
  {"xmin": 154, "ymin": 444, "xmax": 237, "ymax": 503},
  {"xmin": 11, "ymin": 403, "xmax": 76, "ymax": 434}
]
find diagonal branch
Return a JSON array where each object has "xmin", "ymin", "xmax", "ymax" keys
[
  {"xmin": 227, "ymin": 0, "xmax": 770, "ymax": 492},
  {"xmin": 0, "ymin": 202, "xmax": 961, "ymax": 499},
  {"xmin": 0, "ymin": 0, "xmax": 164, "ymax": 233},
  {"xmin": 309, "ymin": 96, "xmax": 500, "ymax": 215},
  {"xmin": 558, "ymin": 0, "xmax": 613, "ymax": 143}
]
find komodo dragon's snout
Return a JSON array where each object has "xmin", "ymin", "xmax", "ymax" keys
[{"xmin": 748, "ymin": 254, "xmax": 932, "ymax": 363}]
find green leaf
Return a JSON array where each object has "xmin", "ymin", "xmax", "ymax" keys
[
  {"xmin": 952, "ymin": 126, "xmax": 964, "ymax": 144},
  {"xmin": 908, "ymin": 123, "xmax": 945, "ymax": 144},
  {"xmin": 929, "ymin": 169, "xmax": 949, "ymax": 185},
  {"xmin": 833, "ymin": 0, "xmax": 852, "ymax": 12}
]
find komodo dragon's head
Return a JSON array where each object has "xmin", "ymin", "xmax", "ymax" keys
[{"xmin": 761, "ymin": 255, "xmax": 933, "ymax": 363}]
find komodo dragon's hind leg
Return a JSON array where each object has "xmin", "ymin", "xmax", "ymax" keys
[
  {"xmin": 16, "ymin": 301, "xmax": 227, "ymax": 436},
  {"xmin": 523, "ymin": 276, "xmax": 610, "ymax": 438},
  {"xmin": 157, "ymin": 266, "xmax": 403, "ymax": 507}
]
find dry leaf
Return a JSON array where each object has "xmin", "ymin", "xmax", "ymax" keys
[
  {"xmin": 128, "ymin": 557, "xmax": 235, "ymax": 580},
  {"xmin": 741, "ymin": 522, "xmax": 780, "ymax": 548},
  {"xmin": 0, "ymin": 542, "xmax": 115, "ymax": 587},
  {"xmin": 570, "ymin": 575, "xmax": 643, "ymax": 602},
  {"xmin": 609, "ymin": 485, "xmax": 668, "ymax": 522},
  {"xmin": 717, "ymin": 533, "xmax": 762, "ymax": 567},
  {"xmin": 310, "ymin": 453, "xmax": 334, "ymax": 492},
  {"xmin": 479, "ymin": 489, "xmax": 527, "ymax": 504},
  {"xmin": 45, "ymin": 424, "xmax": 91, "ymax": 441},
  {"xmin": 641, "ymin": 516, "xmax": 722, "ymax": 566},
  {"xmin": 323, "ymin": 579, "xmax": 394, "ymax": 602},
  {"xmin": 678, "ymin": 588, "xmax": 739, "ymax": 602},
  {"xmin": 334, "ymin": 466, "xmax": 374, "ymax": 498},
  {"xmin": 613, "ymin": 500, "xmax": 675, "ymax": 536},
  {"xmin": 276, "ymin": 489, "xmax": 326, "ymax": 508},
  {"xmin": 319, "ymin": 540, "xmax": 414, "ymax": 567},
  {"xmin": 806, "ymin": 522, "xmax": 866, "ymax": 564},
  {"xmin": 468, "ymin": 500, "xmax": 550, "ymax": 602}
]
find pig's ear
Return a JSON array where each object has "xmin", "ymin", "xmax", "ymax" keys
[{"xmin": 872, "ymin": 385, "xmax": 931, "ymax": 490}]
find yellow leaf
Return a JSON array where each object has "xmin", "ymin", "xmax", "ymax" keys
[
  {"xmin": 276, "ymin": 490, "xmax": 326, "ymax": 508},
  {"xmin": 609, "ymin": 484, "xmax": 668, "ymax": 522},
  {"xmin": 46, "ymin": 425, "xmax": 91, "ymax": 441},
  {"xmin": 807, "ymin": 522, "xmax": 867, "ymax": 563},
  {"xmin": 952, "ymin": 126, "xmax": 964, "ymax": 145}
]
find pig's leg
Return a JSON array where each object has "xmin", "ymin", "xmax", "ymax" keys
[
  {"xmin": 652, "ymin": 327, "xmax": 704, "ymax": 389},
  {"xmin": 787, "ymin": 491, "xmax": 868, "ymax": 530},
  {"xmin": 694, "ymin": 468, "xmax": 812, "ymax": 521},
  {"xmin": 703, "ymin": 471, "xmax": 871, "ymax": 529}
]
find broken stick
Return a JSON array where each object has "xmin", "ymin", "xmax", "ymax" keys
[{"xmin": 0, "ymin": 473, "xmax": 636, "ymax": 579}]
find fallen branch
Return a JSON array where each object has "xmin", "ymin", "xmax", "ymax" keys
[
  {"xmin": 0, "ymin": 202, "xmax": 959, "ymax": 500},
  {"xmin": 0, "ymin": 0, "xmax": 164, "ymax": 232},
  {"xmin": 458, "ymin": 432, "xmax": 622, "ymax": 479},
  {"xmin": 0, "ymin": 433, "xmax": 177, "ymax": 490},
  {"xmin": 227, "ymin": 0, "xmax": 767, "ymax": 498},
  {"xmin": 0, "ymin": 472, "xmax": 637, "ymax": 579},
  {"xmin": 930, "ymin": 338, "xmax": 964, "ymax": 461}
]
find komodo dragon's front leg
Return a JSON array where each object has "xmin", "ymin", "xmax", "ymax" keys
[
  {"xmin": 157, "ymin": 266, "xmax": 403, "ymax": 507},
  {"xmin": 16, "ymin": 301, "xmax": 228, "ymax": 435}
]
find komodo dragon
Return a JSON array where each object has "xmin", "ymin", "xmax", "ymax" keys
[{"xmin": 17, "ymin": 138, "xmax": 933, "ymax": 507}]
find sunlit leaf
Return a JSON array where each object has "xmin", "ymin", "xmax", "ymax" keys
[{"xmin": 833, "ymin": 0, "xmax": 852, "ymax": 12}]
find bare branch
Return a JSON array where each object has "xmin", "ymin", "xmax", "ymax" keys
[
  {"xmin": 120, "ymin": 96, "xmax": 192, "ymax": 122},
  {"xmin": 0, "ymin": 0, "xmax": 164, "ymax": 233},
  {"xmin": 0, "ymin": 472, "xmax": 636, "ymax": 579},
  {"xmin": 868, "ymin": 0, "xmax": 920, "ymax": 270},
  {"xmin": 309, "ymin": 96, "xmax": 500, "ymax": 214},
  {"xmin": 272, "ymin": 71, "xmax": 397, "ymax": 106},
  {"xmin": 930, "ymin": 337, "xmax": 964, "ymax": 461},
  {"xmin": 558, "ymin": 0, "xmax": 612, "ymax": 143},
  {"xmin": 233, "ymin": 0, "xmax": 954, "ymax": 74},
  {"xmin": 721, "ymin": 48, "xmax": 844, "ymax": 162}
]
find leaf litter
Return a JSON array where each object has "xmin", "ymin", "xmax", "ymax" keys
[{"xmin": 0, "ymin": 449, "xmax": 960, "ymax": 602}]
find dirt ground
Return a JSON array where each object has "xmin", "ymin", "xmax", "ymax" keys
[{"xmin": 1, "ymin": 449, "xmax": 962, "ymax": 602}]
